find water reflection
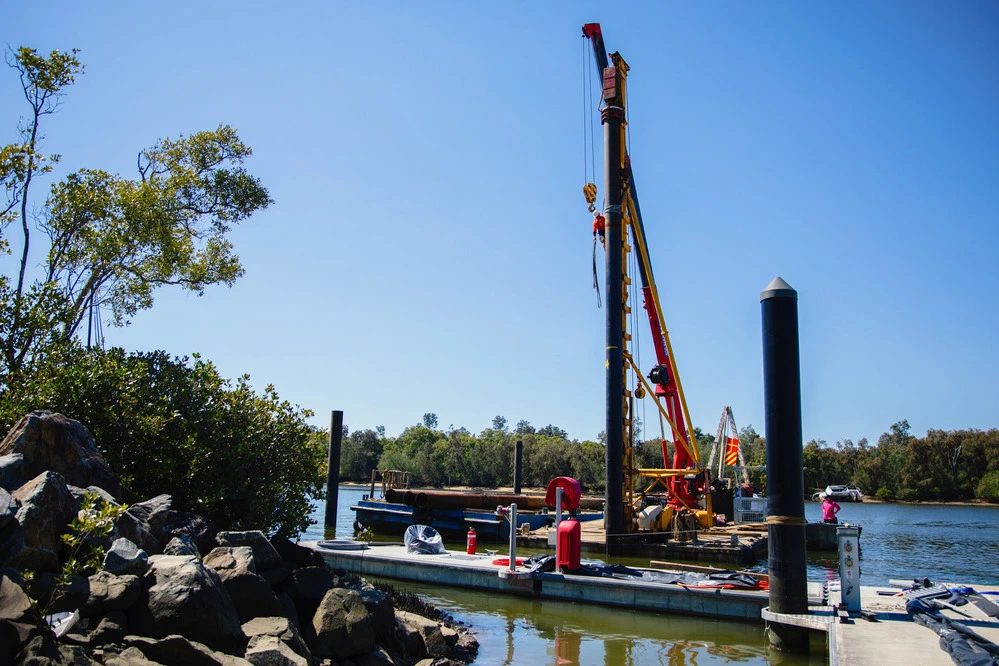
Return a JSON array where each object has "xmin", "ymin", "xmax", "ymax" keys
[{"xmin": 380, "ymin": 578, "xmax": 773, "ymax": 666}]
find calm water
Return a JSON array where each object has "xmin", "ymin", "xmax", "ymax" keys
[{"xmin": 301, "ymin": 487, "xmax": 999, "ymax": 665}]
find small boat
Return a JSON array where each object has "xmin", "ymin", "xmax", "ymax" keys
[{"xmin": 819, "ymin": 484, "xmax": 864, "ymax": 502}]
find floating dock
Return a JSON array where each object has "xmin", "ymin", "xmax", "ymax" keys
[
  {"xmin": 303, "ymin": 540, "xmax": 782, "ymax": 621},
  {"xmin": 764, "ymin": 583, "xmax": 999, "ymax": 665},
  {"xmin": 303, "ymin": 540, "xmax": 999, "ymax": 665}
]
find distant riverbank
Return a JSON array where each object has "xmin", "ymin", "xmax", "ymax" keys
[{"xmin": 337, "ymin": 481, "xmax": 996, "ymax": 507}]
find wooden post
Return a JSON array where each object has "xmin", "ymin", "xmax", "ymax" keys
[{"xmin": 324, "ymin": 410, "xmax": 344, "ymax": 539}]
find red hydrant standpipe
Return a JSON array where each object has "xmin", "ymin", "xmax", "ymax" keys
[{"xmin": 466, "ymin": 527, "xmax": 477, "ymax": 555}]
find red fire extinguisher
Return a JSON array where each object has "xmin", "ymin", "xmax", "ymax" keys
[{"xmin": 466, "ymin": 527, "xmax": 477, "ymax": 555}]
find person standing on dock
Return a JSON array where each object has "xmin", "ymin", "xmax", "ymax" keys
[{"xmin": 820, "ymin": 494, "xmax": 841, "ymax": 524}]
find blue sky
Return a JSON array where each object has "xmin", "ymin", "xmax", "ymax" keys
[{"xmin": 3, "ymin": 2, "xmax": 997, "ymax": 446}]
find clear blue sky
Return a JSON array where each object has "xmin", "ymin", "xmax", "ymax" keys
[{"xmin": 4, "ymin": 2, "xmax": 997, "ymax": 446}]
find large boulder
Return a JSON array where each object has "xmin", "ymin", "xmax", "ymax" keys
[
  {"xmin": 0, "ymin": 411, "xmax": 121, "ymax": 499},
  {"xmin": 241, "ymin": 617, "xmax": 311, "ymax": 665},
  {"xmin": 82, "ymin": 571, "xmax": 141, "ymax": 618},
  {"xmin": 128, "ymin": 554, "xmax": 245, "ymax": 654},
  {"xmin": 103, "ymin": 646, "xmax": 163, "ymax": 666},
  {"xmin": 161, "ymin": 511, "xmax": 217, "ymax": 556},
  {"xmin": 14, "ymin": 632, "xmax": 98, "ymax": 665},
  {"xmin": 1, "ymin": 618, "xmax": 39, "ymax": 665},
  {"xmin": 162, "ymin": 534, "xmax": 199, "ymax": 558},
  {"xmin": 215, "ymin": 532, "xmax": 282, "ymax": 571},
  {"xmin": 203, "ymin": 547, "xmax": 283, "ymax": 622},
  {"xmin": 123, "ymin": 634, "xmax": 224, "ymax": 666},
  {"xmin": 312, "ymin": 588, "xmax": 375, "ymax": 660},
  {"xmin": 90, "ymin": 611, "xmax": 128, "ymax": 647},
  {"xmin": 103, "ymin": 538, "xmax": 149, "ymax": 577},
  {"xmin": 127, "ymin": 495, "xmax": 172, "ymax": 538},
  {"xmin": 115, "ymin": 511, "xmax": 161, "ymax": 557},
  {"xmin": 280, "ymin": 567, "xmax": 334, "ymax": 609},
  {"xmin": 0, "ymin": 453, "xmax": 24, "ymax": 492},
  {"xmin": 0, "ymin": 573, "xmax": 32, "ymax": 621},
  {"xmin": 0, "ymin": 487, "xmax": 16, "ymax": 531},
  {"xmin": 396, "ymin": 611, "xmax": 452, "ymax": 660},
  {"xmin": 347, "ymin": 581, "xmax": 395, "ymax": 644},
  {"xmin": 5, "ymin": 471, "xmax": 77, "ymax": 571},
  {"xmin": 243, "ymin": 636, "xmax": 308, "ymax": 666},
  {"xmin": 270, "ymin": 537, "xmax": 324, "ymax": 569}
]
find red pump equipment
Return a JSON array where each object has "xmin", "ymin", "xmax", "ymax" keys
[{"xmin": 547, "ymin": 477, "xmax": 582, "ymax": 570}]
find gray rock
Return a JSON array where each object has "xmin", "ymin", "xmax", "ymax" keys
[
  {"xmin": 161, "ymin": 511, "xmax": 217, "ymax": 556},
  {"xmin": 312, "ymin": 588, "xmax": 375, "ymax": 660},
  {"xmin": 244, "ymin": 635, "xmax": 309, "ymax": 666},
  {"xmin": 216, "ymin": 531, "xmax": 282, "ymax": 570},
  {"xmin": 83, "ymin": 571, "xmax": 141, "ymax": 617},
  {"xmin": 47, "ymin": 574, "xmax": 91, "ymax": 613},
  {"xmin": 90, "ymin": 611, "xmax": 127, "ymax": 646},
  {"xmin": 104, "ymin": 646, "xmax": 163, "ymax": 666},
  {"xmin": 13, "ymin": 633, "xmax": 98, "ymax": 665},
  {"xmin": 204, "ymin": 547, "xmax": 283, "ymax": 622},
  {"xmin": 259, "ymin": 565, "xmax": 290, "ymax": 589},
  {"xmin": 395, "ymin": 611, "xmax": 450, "ymax": 660},
  {"xmin": 241, "ymin": 616, "xmax": 311, "ymax": 664},
  {"xmin": 0, "ymin": 411, "xmax": 122, "ymax": 498},
  {"xmin": 280, "ymin": 567, "xmax": 334, "ymax": 607},
  {"xmin": 116, "ymin": 510, "xmax": 161, "ymax": 556},
  {"xmin": 347, "ymin": 581, "xmax": 395, "ymax": 644},
  {"xmin": 162, "ymin": 534, "xmax": 199, "ymax": 557},
  {"xmin": 275, "ymin": 592, "xmax": 299, "ymax": 628},
  {"xmin": 6, "ymin": 471, "xmax": 77, "ymax": 571},
  {"xmin": 128, "ymin": 494, "xmax": 172, "ymax": 537},
  {"xmin": 67, "ymin": 484, "xmax": 119, "ymax": 508},
  {"xmin": 1, "ymin": 618, "xmax": 38, "ymax": 664},
  {"xmin": 362, "ymin": 646, "xmax": 398, "ymax": 665},
  {"xmin": 204, "ymin": 546, "xmax": 257, "ymax": 575},
  {"xmin": 123, "ymin": 634, "xmax": 223, "ymax": 666},
  {"xmin": 104, "ymin": 537, "xmax": 149, "ymax": 577},
  {"xmin": 0, "ymin": 487, "xmax": 17, "ymax": 531},
  {"xmin": 0, "ymin": 452, "xmax": 24, "ymax": 492},
  {"xmin": 128, "ymin": 554, "xmax": 246, "ymax": 654},
  {"xmin": 270, "ymin": 536, "xmax": 324, "ymax": 569},
  {"xmin": 0, "ymin": 573, "xmax": 32, "ymax": 621}
]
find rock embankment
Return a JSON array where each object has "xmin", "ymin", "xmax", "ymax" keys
[{"xmin": 0, "ymin": 410, "xmax": 477, "ymax": 666}]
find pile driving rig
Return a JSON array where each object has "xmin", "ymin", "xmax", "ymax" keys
[{"xmin": 581, "ymin": 24, "xmax": 712, "ymax": 552}]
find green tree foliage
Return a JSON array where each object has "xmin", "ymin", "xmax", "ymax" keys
[
  {"xmin": 0, "ymin": 347, "xmax": 324, "ymax": 538},
  {"xmin": 1, "ymin": 46, "xmax": 271, "ymax": 381},
  {"xmin": 339, "ymin": 428, "xmax": 384, "ymax": 482},
  {"xmin": 739, "ymin": 424, "xmax": 767, "ymax": 494},
  {"xmin": 976, "ymin": 470, "xmax": 999, "ymax": 503}
]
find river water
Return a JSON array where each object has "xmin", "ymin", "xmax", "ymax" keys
[{"xmin": 300, "ymin": 487, "xmax": 999, "ymax": 665}]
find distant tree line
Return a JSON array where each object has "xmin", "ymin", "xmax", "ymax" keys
[{"xmin": 338, "ymin": 415, "xmax": 999, "ymax": 504}]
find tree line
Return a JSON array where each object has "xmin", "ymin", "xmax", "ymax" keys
[{"xmin": 339, "ymin": 414, "xmax": 999, "ymax": 503}]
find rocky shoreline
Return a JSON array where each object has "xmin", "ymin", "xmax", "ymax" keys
[{"xmin": 1, "ymin": 411, "xmax": 477, "ymax": 666}]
